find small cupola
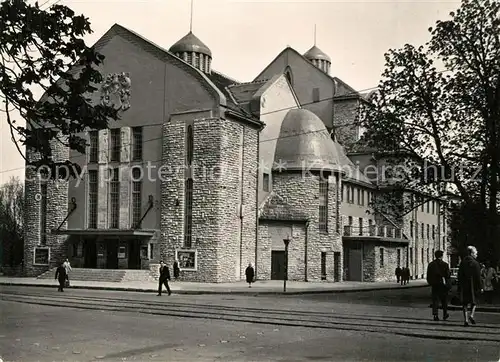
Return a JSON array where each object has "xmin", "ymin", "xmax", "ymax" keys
[
  {"xmin": 304, "ymin": 45, "xmax": 331, "ymax": 74},
  {"xmin": 169, "ymin": 31, "xmax": 212, "ymax": 74}
]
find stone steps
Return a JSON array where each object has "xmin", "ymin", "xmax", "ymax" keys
[{"xmin": 37, "ymin": 268, "xmax": 127, "ymax": 283}]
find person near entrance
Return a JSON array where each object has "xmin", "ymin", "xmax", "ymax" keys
[
  {"xmin": 395, "ymin": 266, "xmax": 402, "ymax": 284},
  {"xmin": 157, "ymin": 261, "xmax": 171, "ymax": 296},
  {"xmin": 426, "ymin": 250, "xmax": 451, "ymax": 321},
  {"xmin": 55, "ymin": 262, "xmax": 68, "ymax": 292},
  {"xmin": 245, "ymin": 263, "xmax": 255, "ymax": 288}
]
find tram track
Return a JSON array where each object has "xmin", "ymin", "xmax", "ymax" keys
[{"xmin": 1, "ymin": 290, "xmax": 499, "ymax": 343}]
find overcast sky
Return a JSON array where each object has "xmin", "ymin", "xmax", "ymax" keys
[{"xmin": 0, "ymin": 0, "xmax": 460, "ymax": 184}]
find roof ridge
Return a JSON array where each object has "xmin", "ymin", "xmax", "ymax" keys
[
  {"xmin": 228, "ymin": 78, "xmax": 269, "ymax": 88},
  {"xmin": 211, "ymin": 70, "xmax": 241, "ymax": 84}
]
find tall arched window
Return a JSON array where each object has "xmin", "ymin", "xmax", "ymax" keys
[
  {"xmin": 184, "ymin": 178, "xmax": 193, "ymax": 248},
  {"xmin": 186, "ymin": 125, "xmax": 194, "ymax": 165}
]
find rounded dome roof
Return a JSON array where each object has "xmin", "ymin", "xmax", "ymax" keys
[
  {"xmin": 274, "ymin": 108, "xmax": 343, "ymax": 172},
  {"xmin": 304, "ymin": 45, "xmax": 331, "ymax": 62},
  {"xmin": 169, "ymin": 31, "xmax": 212, "ymax": 57}
]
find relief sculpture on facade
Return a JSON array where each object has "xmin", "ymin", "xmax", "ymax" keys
[{"xmin": 100, "ymin": 72, "xmax": 132, "ymax": 111}]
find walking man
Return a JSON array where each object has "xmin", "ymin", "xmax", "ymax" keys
[
  {"xmin": 157, "ymin": 261, "xmax": 171, "ymax": 296},
  {"xmin": 426, "ymin": 250, "xmax": 451, "ymax": 321},
  {"xmin": 55, "ymin": 262, "xmax": 67, "ymax": 292},
  {"xmin": 395, "ymin": 266, "xmax": 402, "ymax": 284},
  {"xmin": 458, "ymin": 245, "xmax": 483, "ymax": 326}
]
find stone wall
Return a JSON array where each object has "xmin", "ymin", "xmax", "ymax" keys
[
  {"xmin": 24, "ymin": 136, "xmax": 70, "ymax": 277},
  {"xmin": 259, "ymin": 171, "xmax": 342, "ymax": 282},
  {"xmin": 160, "ymin": 114, "xmax": 258, "ymax": 283},
  {"xmin": 372, "ymin": 244, "xmax": 408, "ymax": 282},
  {"xmin": 333, "ymin": 98, "xmax": 360, "ymax": 150}
]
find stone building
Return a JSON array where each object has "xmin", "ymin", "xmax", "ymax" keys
[{"xmin": 23, "ymin": 23, "xmax": 450, "ymax": 283}]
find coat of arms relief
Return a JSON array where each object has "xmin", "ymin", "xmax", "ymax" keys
[{"xmin": 100, "ymin": 72, "xmax": 131, "ymax": 111}]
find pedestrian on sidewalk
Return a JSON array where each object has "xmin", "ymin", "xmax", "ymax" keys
[
  {"xmin": 157, "ymin": 261, "xmax": 171, "ymax": 296},
  {"xmin": 403, "ymin": 267, "xmax": 410, "ymax": 285},
  {"xmin": 458, "ymin": 245, "xmax": 483, "ymax": 327},
  {"xmin": 63, "ymin": 258, "xmax": 72, "ymax": 287},
  {"xmin": 426, "ymin": 250, "xmax": 451, "ymax": 321},
  {"xmin": 173, "ymin": 259, "xmax": 180, "ymax": 281},
  {"xmin": 395, "ymin": 266, "xmax": 402, "ymax": 284},
  {"xmin": 245, "ymin": 263, "xmax": 255, "ymax": 288},
  {"xmin": 482, "ymin": 261, "xmax": 498, "ymax": 304},
  {"xmin": 55, "ymin": 262, "xmax": 67, "ymax": 292}
]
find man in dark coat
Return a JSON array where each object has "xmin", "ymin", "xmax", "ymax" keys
[
  {"xmin": 395, "ymin": 266, "xmax": 402, "ymax": 284},
  {"xmin": 458, "ymin": 245, "xmax": 483, "ymax": 326},
  {"xmin": 245, "ymin": 263, "xmax": 255, "ymax": 288},
  {"xmin": 157, "ymin": 261, "xmax": 171, "ymax": 296},
  {"xmin": 426, "ymin": 250, "xmax": 451, "ymax": 321},
  {"xmin": 55, "ymin": 263, "xmax": 67, "ymax": 292}
]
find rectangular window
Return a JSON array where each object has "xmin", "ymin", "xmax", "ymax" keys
[
  {"xmin": 361, "ymin": 190, "xmax": 365, "ymax": 205},
  {"xmin": 88, "ymin": 131, "xmax": 98, "ymax": 163},
  {"xmin": 357, "ymin": 188, "xmax": 361, "ymax": 205},
  {"xmin": 132, "ymin": 127, "xmax": 143, "ymax": 161},
  {"xmin": 149, "ymin": 243, "xmax": 154, "ymax": 260},
  {"xmin": 432, "ymin": 225, "xmax": 435, "ymax": 240},
  {"xmin": 427, "ymin": 248, "xmax": 430, "ymax": 264},
  {"xmin": 312, "ymin": 87, "xmax": 320, "ymax": 103},
  {"xmin": 421, "ymin": 248, "xmax": 424, "ymax": 264},
  {"xmin": 379, "ymin": 248, "xmax": 384, "ymax": 267},
  {"xmin": 110, "ymin": 128, "xmax": 121, "ymax": 162},
  {"xmin": 432, "ymin": 201, "xmax": 435, "ymax": 214},
  {"xmin": 263, "ymin": 173, "xmax": 270, "ymax": 192},
  {"xmin": 410, "ymin": 247, "xmax": 413, "ymax": 264},
  {"xmin": 397, "ymin": 249, "xmax": 401, "ymax": 266},
  {"xmin": 109, "ymin": 168, "xmax": 120, "ymax": 228},
  {"xmin": 426, "ymin": 202, "xmax": 430, "ymax": 213},
  {"xmin": 319, "ymin": 180, "xmax": 328, "ymax": 232},
  {"xmin": 132, "ymin": 168, "xmax": 142, "ymax": 228},
  {"xmin": 346, "ymin": 186, "xmax": 350, "ymax": 204},
  {"xmin": 421, "ymin": 223, "xmax": 424, "ymax": 239},
  {"xmin": 427, "ymin": 224, "xmax": 430, "ymax": 239},
  {"xmin": 410, "ymin": 221, "xmax": 414, "ymax": 237},
  {"xmin": 341, "ymin": 184, "xmax": 344, "ymax": 202},
  {"xmin": 40, "ymin": 181, "xmax": 48, "ymax": 245},
  {"xmin": 88, "ymin": 170, "xmax": 98, "ymax": 229},
  {"xmin": 358, "ymin": 218, "xmax": 363, "ymax": 235}
]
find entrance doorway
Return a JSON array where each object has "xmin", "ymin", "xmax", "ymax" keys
[
  {"xmin": 334, "ymin": 251, "xmax": 341, "ymax": 282},
  {"xmin": 83, "ymin": 239, "xmax": 97, "ymax": 268},
  {"xmin": 128, "ymin": 240, "xmax": 141, "ymax": 269},
  {"xmin": 321, "ymin": 252, "xmax": 327, "ymax": 280},
  {"xmin": 106, "ymin": 240, "xmax": 119, "ymax": 269},
  {"xmin": 344, "ymin": 242, "xmax": 363, "ymax": 281},
  {"xmin": 271, "ymin": 251, "xmax": 285, "ymax": 280}
]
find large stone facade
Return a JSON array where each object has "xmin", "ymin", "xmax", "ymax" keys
[{"xmin": 21, "ymin": 23, "xmax": 452, "ymax": 284}]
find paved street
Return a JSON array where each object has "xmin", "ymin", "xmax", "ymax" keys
[{"xmin": 1, "ymin": 285, "xmax": 499, "ymax": 362}]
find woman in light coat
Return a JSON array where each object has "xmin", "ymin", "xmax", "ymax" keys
[{"xmin": 482, "ymin": 261, "xmax": 498, "ymax": 304}]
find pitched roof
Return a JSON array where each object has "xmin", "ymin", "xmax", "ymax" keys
[
  {"xmin": 333, "ymin": 142, "xmax": 374, "ymax": 187},
  {"xmin": 226, "ymin": 79, "xmax": 269, "ymax": 105},
  {"xmin": 254, "ymin": 47, "xmax": 359, "ymax": 98},
  {"xmin": 95, "ymin": 24, "xmax": 257, "ymax": 120}
]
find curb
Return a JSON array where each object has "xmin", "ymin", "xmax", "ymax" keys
[{"xmin": 0, "ymin": 281, "xmax": 428, "ymax": 295}]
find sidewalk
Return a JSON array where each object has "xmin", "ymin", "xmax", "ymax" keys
[{"xmin": 0, "ymin": 276, "xmax": 428, "ymax": 295}]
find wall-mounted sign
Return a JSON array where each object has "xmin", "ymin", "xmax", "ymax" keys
[
  {"xmin": 33, "ymin": 247, "xmax": 50, "ymax": 266},
  {"xmin": 118, "ymin": 245, "xmax": 126, "ymax": 259},
  {"xmin": 176, "ymin": 250, "xmax": 197, "ymax": 271}
]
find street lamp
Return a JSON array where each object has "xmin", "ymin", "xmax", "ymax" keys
[{"xmin": 283, "ymin": 236, "xmax": 291, "ymax": 293}]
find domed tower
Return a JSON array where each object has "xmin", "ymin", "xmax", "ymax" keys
[
  {"xmin": 169, "ymin": 31, "xmax": 212, "ymax": 74},
  {"xmin": 304, "ymin": 45, "xmax": 331, "ymax": 74}
]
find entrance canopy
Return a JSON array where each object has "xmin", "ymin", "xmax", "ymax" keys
[{"xmin": 50, "ymin": 229, "xmax": 156, "ymax": 237}]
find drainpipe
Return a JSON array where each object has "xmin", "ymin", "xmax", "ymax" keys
[
  {"xmin": 304, "ymin": 220, "xmax": 310, "ymax": 282},
  {"xmin": 239, "ymin": 127, "xmax": 245, "ymax": 279},
  {"xmin": 255, "ymin": 126, "xmax": 263, "ymax": 279}
]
